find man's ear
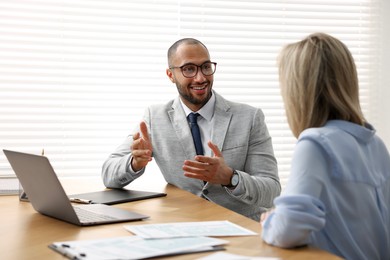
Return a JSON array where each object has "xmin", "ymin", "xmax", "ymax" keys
[{"xmin": 166, "ymin": 68, "xmax": 175, "ymax": 83}]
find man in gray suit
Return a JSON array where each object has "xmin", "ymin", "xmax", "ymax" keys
[{"xmin": 102, "ymin": 38, "xmax": 280, "ymax": 220}]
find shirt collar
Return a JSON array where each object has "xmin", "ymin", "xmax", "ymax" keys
[
  {"xmin": 180, "ymin": 91, "xmax": 215, "ymax": 122},
  {"xmin": 325, "ymin": 120, "xmax": 376, "ymax": 142}
]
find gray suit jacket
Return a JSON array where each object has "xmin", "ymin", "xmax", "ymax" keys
[{"xmin": 102, "ymin": 91, "xmax": 280, "ymax": 220}]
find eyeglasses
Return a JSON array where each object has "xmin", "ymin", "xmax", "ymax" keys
[{"xmin": 170, "ymin": 62, "xmax": 217, "ymax": 78}]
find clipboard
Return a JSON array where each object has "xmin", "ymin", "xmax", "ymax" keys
[
  {"xmin": 68, "ymin": 188, "xmax": 166, "ymax": 205},
  {"xmin": 48, "ymin": 236, "xmax": 227, "ymax": 260}
]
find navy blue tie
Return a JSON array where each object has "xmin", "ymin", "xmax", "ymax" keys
[{"xmin": 188, "ymin": 113, "xmax": 204, "ymax": 155}]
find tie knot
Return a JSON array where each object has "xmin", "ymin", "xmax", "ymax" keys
[{"xmin": 188, "ymin": 113, "xmax": 200, "ymax": 124}]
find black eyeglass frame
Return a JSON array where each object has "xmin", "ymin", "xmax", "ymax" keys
[{"xmin": 169, "ymin": 62, "xmax": 217, "ymax": 78}]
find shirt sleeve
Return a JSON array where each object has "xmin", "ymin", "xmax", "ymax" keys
[
  {"xmin": 261, "ymin": 138, "xmax": 329, "ymax": 247},
  {"xmin": 261, "ymin": 194, "xmax": 326, "ymax": 248}
]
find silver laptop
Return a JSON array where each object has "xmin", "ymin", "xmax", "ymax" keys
[{"xmin": 3, "ymin": 149, "xmax": 149, "ymax": 226}]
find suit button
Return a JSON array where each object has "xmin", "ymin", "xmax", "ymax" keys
[{"xmin": 203, "ymin": 189, "xmax": 209, "ymax": 195}]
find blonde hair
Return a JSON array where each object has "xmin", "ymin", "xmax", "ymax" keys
[{"xmin": 278, "ymin": 32, "xmax": 365, "ymax": 138}]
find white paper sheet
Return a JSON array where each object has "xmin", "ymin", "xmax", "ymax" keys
[{"xmin": 124, "ymin": 220, "xmax": 258, "ymax": 238}]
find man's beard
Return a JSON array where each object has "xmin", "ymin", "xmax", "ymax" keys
[{"xmin": 176, "ymin": 82, "xmax": 212, "ymax": 107}]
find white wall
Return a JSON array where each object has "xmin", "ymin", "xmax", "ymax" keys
[{"xmin": 377, "ymin": 0, "xmax": 390, "ymax": 148}]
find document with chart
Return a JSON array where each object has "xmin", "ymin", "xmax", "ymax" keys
[{"xmin": 124, "ymin": 220, "xmax": 258, "ymax": 238}]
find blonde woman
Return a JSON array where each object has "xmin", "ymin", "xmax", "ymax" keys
[{"xmin": 261, "ymin": 33, "xmax": 390, "ymax": 260}]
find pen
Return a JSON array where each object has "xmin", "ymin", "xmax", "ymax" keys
[
  {"xmin": 58, "ymin": 244, "xmax": 87, "ymax": 259},
  {"xmin": 69, "ymin": 198, "xmax": 92, "ymax": 204}
]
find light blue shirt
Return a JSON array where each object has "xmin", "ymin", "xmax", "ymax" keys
[{"xmin": 262, "ymin": 120, "xmax": 390, "ymax": 260}]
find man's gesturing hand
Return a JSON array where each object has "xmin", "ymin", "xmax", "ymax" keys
[
  {"xmin": 131, "ymin": 121, "xmax": 153, "ymax": 172},
  {"xmin": 182, "ymin": 141, "xmax": 233, "ymax": 185}
]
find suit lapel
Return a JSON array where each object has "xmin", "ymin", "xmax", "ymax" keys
[
  {"xmin": 211, "ymin": 93, "xmax": 232, "ymax": 153},
  {"xmin": 168, "ymin": 97, "xmax": 196, "ymax": 158}
]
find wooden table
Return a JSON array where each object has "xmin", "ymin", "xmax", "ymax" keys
[{"xmin": 0, "ymin": 177, "xmax": 341, "ymax": 260}]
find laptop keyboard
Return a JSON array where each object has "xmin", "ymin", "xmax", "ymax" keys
[{"xmin": 74, "ymin": 206, "xmax": 117, "ymax": 222}]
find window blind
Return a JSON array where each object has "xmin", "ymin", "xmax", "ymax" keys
[{"xmin": 0, "ymin": 0, "xmax": 382, "ymax": 188}]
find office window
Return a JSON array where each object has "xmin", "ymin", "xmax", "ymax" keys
[{"xmin": 0, "ymin": 0, "xmax": 383, "ymax": 188}]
